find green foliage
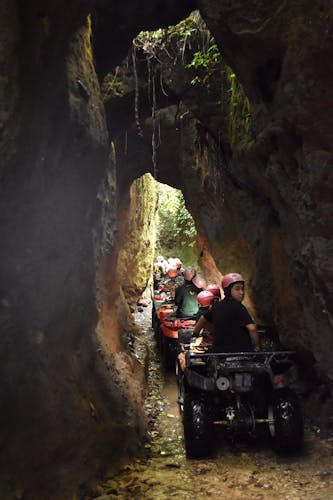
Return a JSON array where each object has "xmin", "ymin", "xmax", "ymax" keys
[
  {"xmin": 155, "ymin": 183, "xmax": 197, "ymax": 266},
  {"xmin": 101, "ymin": 66, "xmax": 126, "ymax": 99},
  {"xmin": 133, "ymin": 13, "xmax": 251, "ymax": 155},
  {"xmin": 181, "ymin": 26, "xmax": 197, "ymax": 40},
  {"xmin": 186, "ymin": 40, "xmax": 221, "ymax": 85},
  {"xmin": 133, "ymin": 15, "xmax": 199, "ymax": 58},
  {"xmin": 187, "ymin": 43, "xmax": 220, "ymax": 69},
  {"xmin": 134, "ymin": 28, "xmax": 165, "ymax": 53},
  {"xmin": 133, "ymin": 14, "xmax": 221, "ymax": 90},
  {"xmin": 173, "ymin": 191, "xmax": 197, "ymax": 245}
]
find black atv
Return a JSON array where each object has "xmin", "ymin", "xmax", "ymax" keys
[{"xmin": 177, "ymin": 343, "xmax": 304, "ymax": 459}]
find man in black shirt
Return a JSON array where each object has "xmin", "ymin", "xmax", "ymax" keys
[{"xmin": 193, "ymin": 272, "xmax": 260, "ymax": 352}]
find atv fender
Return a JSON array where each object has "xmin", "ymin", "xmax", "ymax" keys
[{"xmin": 184, "ymin": 368, "xmax": 215, "ymax": 392}]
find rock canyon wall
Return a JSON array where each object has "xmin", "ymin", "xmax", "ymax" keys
[{"xmin": 0, "ymin": 0, "xmax": 332, "ymax": 497}]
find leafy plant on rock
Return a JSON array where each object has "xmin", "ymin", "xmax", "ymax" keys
[{"xmin": 186, "ymin": 40, "xmax": 221, "ymax": 85}]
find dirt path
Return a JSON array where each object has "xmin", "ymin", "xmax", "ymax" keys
[{"xmin": 91, "ymin": 304, "xmax": 333, "ymax": 500}]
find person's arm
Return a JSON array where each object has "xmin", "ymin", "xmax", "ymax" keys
[
  {"xmin": 193, "ymin": 315, "xmax": 212, "ymax": 336},
  {"xmin": 246, "ymin": 323, "xmax": 260, "ymax": 351}
]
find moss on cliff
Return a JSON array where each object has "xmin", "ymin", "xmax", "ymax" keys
[
  {"xmin": 226, "ymin": 67, "xmax": 252, "ymax": 153},
  {"xmin": 117, "ymin": 173, "xmax": 158, "ymax": 299}
]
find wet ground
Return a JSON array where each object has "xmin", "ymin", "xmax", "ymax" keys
[{"xmin": 91, "ymin": 303, "xmax": 333, "ymax": 500}]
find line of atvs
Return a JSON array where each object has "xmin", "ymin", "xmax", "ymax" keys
[{"xmin": 152, "ymin": 287, "xmax": 304, "ymax": 459}]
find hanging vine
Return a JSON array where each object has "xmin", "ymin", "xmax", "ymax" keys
[
  {"xmin": 131, "ymin": 13, "xmax": 206, "ymax": 180},
  {"xmin": 131, "ymin": 45, "xmax": 143, "ymax": 138},
  {"xmin": 129, "ymin": 10, "xmax": 252, "ymax": 179},
  {"xmin": 132, "ymin": 31, "xmax": 167, "ymax": 179},
  {"xmin": 151, "ymin": 61, "xmax": 158, "ymax": 178}
]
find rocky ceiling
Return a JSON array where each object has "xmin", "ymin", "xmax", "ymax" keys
[{"xmin": 0, "ymin": 0, "xmax": 332, "ymax": 498}]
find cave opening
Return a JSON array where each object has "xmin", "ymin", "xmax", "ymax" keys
[{"xmin": 152, "ymin": 175, "xmax": 199, "ymax": 268}]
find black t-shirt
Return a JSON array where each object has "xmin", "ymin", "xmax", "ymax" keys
[
  {"xmin": 204, "ymin": 298, "xmax": 254, "ymax": 352},
  {"xmin": 195, "ymin": 305, "xmax": 209, "ymax": 322}
]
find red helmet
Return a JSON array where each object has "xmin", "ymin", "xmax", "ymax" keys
[
  {"xmin": 192, "ymin": 275, "xmax": 206, "ymax": 289},
  {"xmin": 206, "ymin": 284, "xmax": 221, "ymax": 298},
  {"xmin": 167, "ymin": 267, "xmax": 178, "ymax": 278},
  {"xmin": 197, "ymin": 290, "xmax": 215, "ymax": 307},
  {"xmin": 221, "ymin": 273, "xmax": 245, "ymax": 290},
  {"xmin": 183, "ymin": 266, "xmax": 196, "ymax": 281}
]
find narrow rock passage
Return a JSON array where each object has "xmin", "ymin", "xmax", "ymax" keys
[{"xmin": 92, "ymin": 302, "xmax": 333, "ymax": 500}]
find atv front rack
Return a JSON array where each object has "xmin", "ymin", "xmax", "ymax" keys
[
  {"xmin": 185, "ymin": 350, "xmax": 295, "ymax": 369},
  {"xmin": 184, "ymin": 351, "xmax": 296, "ymax": 392}
]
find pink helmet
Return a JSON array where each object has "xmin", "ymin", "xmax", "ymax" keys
[
  {"xmin": 192, "ymin": 275, "xmax": 206, "ymax": 289},
  {"xmin": 197, "ymin": 290, "xmax": 215, "ymax": 307},
  {"xmin": 183, "ymin": 266, "xmax": 196, "ymax": 281},
  {"xmin": 206, "ymin": 284, "xmax": 221, "ymax": 298},
  {"xmin": 221, "ymin": 273, "xmax": 245, "ymax": 290}
]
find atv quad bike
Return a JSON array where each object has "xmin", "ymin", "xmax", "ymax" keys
[
  {"xmin": 151, "ymin": 291, "xmax": 174, "ymax": 338},
  {"xmin": 177, "ymin": 342, "xmax": 304, "ymax": 459},
  {"xmin": 160, "ymin": 316, "xmax": 196, "ymax": 369}
]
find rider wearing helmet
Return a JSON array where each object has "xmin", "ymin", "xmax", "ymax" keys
[
  {"xmin": 206, "ymin": 284, "xmax": 221, "ymax": 303},
  {"xmin": 153, "ymin": 255, "xmax": 167, "ymax": 285},
  {"xmin": 192, "ymin": 275, "xmax": 207, "ymax": 290},
  {"xmin": 183, "ymin": 266, "xmax": 196, "ymax": 281},
  {"xmin": 197, "ymin": 290, "xmax": 216, "ymax": 308},
  {"xmin": 178, "ymin": 289, "xmax": 215, "ymax": 345},
  {"xmin": 193, "ymin": 272, "xmax": 260, "ymax": 352},
  {"xmin": 196, "ymin": 290, "xmax": 215, "ymax": 321},
  {"xmin": 173, "ymin": 258, "xmax": 183, "ymax": 271},
  {"xmin": 175, "ymin": 266, "xmax": 203, "ymax": 317},
  {"xmin": 159, "ymin": 266, "xmax": 184, "ymax": 296}
]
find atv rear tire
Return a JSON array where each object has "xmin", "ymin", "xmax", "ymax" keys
[
  {"xmin": 153, "ymin": 315, "xmax": 161, "ymax": 338},
  {"xmin": 268, "ymin": 389, "xmax": 303, "ymax": 453},
  {"xmin": 152, "ymin": 305, "xmax": 156, "ymax": 329},
  {"xmin": 177, "ymin": 365, "xmax": 185, "ymax": 415},
  {"xmin": 161, "ymin": 335, "xmax": 174, "ymax": 370},
  {"xmin": 183, "ymin": 392, "xmax": 214, "ymax": 458}
]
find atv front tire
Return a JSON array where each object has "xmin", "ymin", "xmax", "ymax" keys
[
  {"xmin": 183, "ymin": 392, "xmax": 214, "ymax": 458},
  {"xmin": 268, "ymin": 389, "xmax": 304, "ymax": 453}
]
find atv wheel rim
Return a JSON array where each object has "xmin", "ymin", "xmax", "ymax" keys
[{"xmin": 268, "ymin": 405, "xmax": 275, "ymax": 437}]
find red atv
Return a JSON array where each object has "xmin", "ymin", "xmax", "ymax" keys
[
  {"xmin": 151, "ymin": 291, "xmax": 175, "ymax": 345},
  {"xmin": 160, "ymin": 315, "xmax": 196, "ymax": 369}
]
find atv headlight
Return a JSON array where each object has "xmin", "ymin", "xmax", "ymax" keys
[{"xmin": 216, "ymin": 376, "xmax": 230, "ymax": 391}]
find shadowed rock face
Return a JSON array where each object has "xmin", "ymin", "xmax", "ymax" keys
[
  {"xmin": 196, "ymin": 1, "xmax": 333, "ymax": 375},
  {"xmin": 0, "ymin": 0, "xmax": 332, "ymax": 497}
]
